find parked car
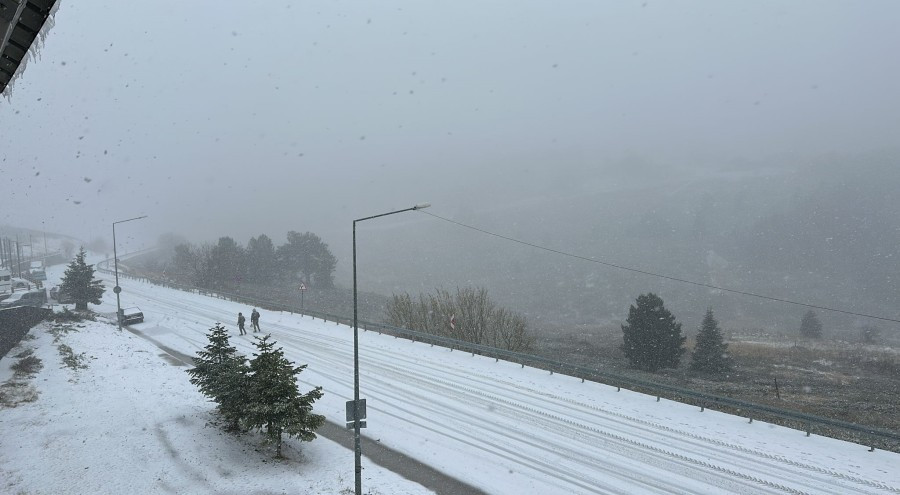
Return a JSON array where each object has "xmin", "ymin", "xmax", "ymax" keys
[
  {"xmin": 10, "ymin": 278, "xmax": 32, "ymax": 291},
  {"xmin": 119, "ymin": 307, "xmax": 144, "ymax": 325},
  {"xmin": 49, "ymin": 286, "xmax": 75, "ymax": 304},
  {"xmin": 0, "ymin": 289, "xmax": 47, "ymax": 308}
]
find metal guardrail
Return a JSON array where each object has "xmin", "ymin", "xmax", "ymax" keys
[{"xmin": 96, "ymin": 264, "xmax": 900, "ymax": 450}]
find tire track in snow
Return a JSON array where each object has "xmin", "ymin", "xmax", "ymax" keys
[{"xmin": 109, "ymin": 278, "xmax": 898, "ymax": 495}]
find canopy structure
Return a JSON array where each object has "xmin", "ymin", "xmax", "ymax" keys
[{"xmin": 1, "ymin": 0, "xmax": 59, "ymax": 95}]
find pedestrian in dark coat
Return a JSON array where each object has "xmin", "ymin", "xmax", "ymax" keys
[
  {"xmin": 251, "ymin": 308, "xmax": 261, "ymax": 332},
  {"xmin": 238, "ymin": 312, "xmax": 246, "ymax": 335}
]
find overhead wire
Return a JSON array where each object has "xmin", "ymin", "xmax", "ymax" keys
[{"xmin": 417, "ymin": 210, "xmax": 900, "ymax": 324}]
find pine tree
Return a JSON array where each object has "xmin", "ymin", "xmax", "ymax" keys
[
  {"xmin": 690, "ymin": 308, "xmax": 733, "ymax": 373},
  {"xmin": 245, "ymin": 335, "xmax": 325, "ymax": 457},
  {"xmin": 621, "ymin": 293, "xmax": 686, "ymax": 372},
  {"xmin": 246, "ymin": 234, "xmax": 278, "ymax": 283},
  {"xmin": 59, "ymin": 247, "xmax": 105, "ymax": 311},
  {"xmin": 799, "ymin": 310, "xmax": 823, "ymax": 339},
  {"xmin": 276, "ymin": 231, "xmax": 337, "ymax": 288},
  {"xmin": 186, "ymin": 323, "xmax": 248, "ymax": 430}
]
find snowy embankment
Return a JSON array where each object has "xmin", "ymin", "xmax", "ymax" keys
[
  {"xmin": 0, "ymin": 315, "xmax": 434, "ymax": 495},
  {"xmin": 3, "ymin": 259, "xmax": 900, "ymax": 494}
]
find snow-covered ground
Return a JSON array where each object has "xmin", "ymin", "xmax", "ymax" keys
[
  {"xmin": 0, "ymin": 315, "xmax": 432, "ymax": 495},
  {"xmin": 2, "ymin": 260, "xmax": 899, "ymax": 494}
]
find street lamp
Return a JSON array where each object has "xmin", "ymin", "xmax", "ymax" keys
[
  {"xmin": 352, "ymin": 202, "xmax": 430, "ymax": 495},
  {"xmin": 113, "ymin": 215, "xmax": 147, "ymax": 330}
]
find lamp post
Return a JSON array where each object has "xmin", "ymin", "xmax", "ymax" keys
[
  {"xmin": 113, "ymin": 215, "xmax": 147, "ymax": 330},
  {"xmin": 352, "ymin": 202, "xmax": 430, "ymax": 495}
]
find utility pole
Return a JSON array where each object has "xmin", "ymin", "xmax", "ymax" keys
[{"xmin": 15, "ymin": 236, "xmax": 22, "ymax": 278}]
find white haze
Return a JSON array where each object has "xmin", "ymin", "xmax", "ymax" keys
[{"xmin": 2, "ymin": 1, "xmax": 900, "ymax": 333}]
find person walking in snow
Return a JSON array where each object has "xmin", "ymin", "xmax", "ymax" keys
[
  {"xmin": 237, "ymin": 312, "xmax": 246, "ymax": 335},
  {"xmin": 251, "ymin": 308, "xmax": 261, "ymax": 333}
]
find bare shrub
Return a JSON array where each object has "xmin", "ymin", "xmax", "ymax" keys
[
  {"xmin": 860, "ymin": 353, "xmax": 900, "ymax": 377},
  {"xmin": 387, "ymin": 287, "xmax": 534, "ymax": 352},
  {"xmin": 859, "ymin": 325, "xmax": 881, "ymax": 344}
]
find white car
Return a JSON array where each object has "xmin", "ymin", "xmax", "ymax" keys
[
  {"xmin": 10, "ymin": 278, "xmax": 32, "ymax": 291},
  {"xmin": 0, "ymin": 289, "xmax": 47, "ymax": 308}
]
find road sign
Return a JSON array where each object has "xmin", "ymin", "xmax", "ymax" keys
[
  {"xmin": 299, "ymin": 283, "xmax": 307, "ymax": 291},
  {"xmin": 113, "ymin": 286, "xmax": 122, "ymax": 294},
  {"xmin": 345, "ymin": 398, "xmax": 367, "ymax": 429}
]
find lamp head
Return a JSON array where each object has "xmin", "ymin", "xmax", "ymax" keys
[{"xmin": 413, "ymin": 203, "xmax": 431, "ymax": 210}]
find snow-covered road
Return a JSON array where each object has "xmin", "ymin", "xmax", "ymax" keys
[{"xmin": 94, "ymin": 269, "xmax": 900, "ymax": 494}]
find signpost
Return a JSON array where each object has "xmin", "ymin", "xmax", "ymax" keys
[
  {"xmin": 299, "ymin": 283, "xmax": 307, "ymax": 312},
  {"xmin": 345, "ymin": 399, "xmax": 366, "ymax": 429}
]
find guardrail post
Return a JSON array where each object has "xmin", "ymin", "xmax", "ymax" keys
[
  {"xmin": 748, "ymin": 416, "xmax": 753, "ymax": 424},
  {"xmin": 656, "ymin": 396, "xmax": 660, "ymax": 402}
]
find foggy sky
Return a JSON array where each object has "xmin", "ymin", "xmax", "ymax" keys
[{"xmin": 2, "ymin": 0, "xmax": 899, "ymax": 258}]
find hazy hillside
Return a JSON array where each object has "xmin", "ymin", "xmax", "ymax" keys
[{"xmin": 347, "ymin": 155, "xmax": 900, "ymax": 340}]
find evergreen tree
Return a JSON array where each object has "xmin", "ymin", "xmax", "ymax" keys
[
  {"xmin": 186, "ymin": 323, "xmax": 248, "ymax": 430},
  {"xmin": 799, "ymin": 310, "xmax": 823, "ymax": 338},
  {"xmin": 690, "ymin": 308, "xmax": 733, "ymax": 373},
  {"xmin": 276, "ymin": 231, "xmax": 337, "ymax": 288},
  {"xmin": 621, "ymin": 293, "xmax": 686, "ymax": 372},
  {"xmin": 209, "ymin": 236, "xmax": 246, "ymax": 287},
  {"xmin": 172, "ymin": 243, "xmax": 196, "ymax": 280},
  {"xmin": 246, "ymin": 234, "xmax": 278, "ymax": 283},
  {"xmin": 245, "ymin": 335, "xmax": 325, "ymax": 457},
  {"xmin": 59, "ymin": 247, "xmax": 105, "ymax": 311}
]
